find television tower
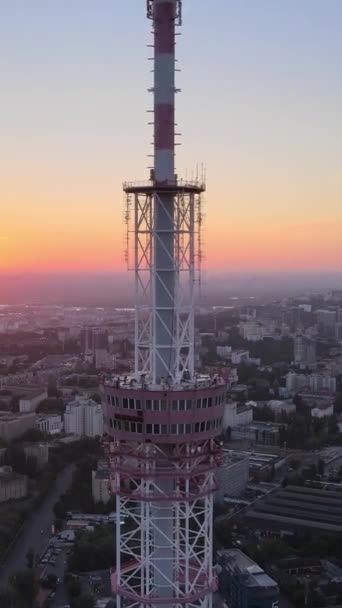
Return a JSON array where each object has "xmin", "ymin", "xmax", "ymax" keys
[{"xmin": 103, "ymin": 2, "xmax": 225, "ymax": 607}]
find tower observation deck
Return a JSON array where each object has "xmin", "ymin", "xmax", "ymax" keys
[{"xmin": 103, "ymin": 2, "xmax": 225, "ymax": 608}]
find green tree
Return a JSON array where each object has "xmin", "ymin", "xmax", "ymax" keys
[
  {"xmin": 289, "ymin": 458, "xmax": 301, "ymax": 471},
  {"xmin": 9, "ymin": 569, "xmax": 35, "ymax": 607},
  {"xmin": 317, "ymin": 459, "xmax": 325, "ymax": 476},
  {"xmin": 253, "ymin": 405, "xmax": 274, "ymax": 422},
  {"xmin": 19, "ymin": 428, "xmax": 46, "ymax": 443},
  {"xmin": 0, "ymin": 587, "xmax": 20, "ymax": 608},
  {"xmin": 213, "ymin": 517, "xmax": 233, "ymax": 551},
  {"xmin": 26, "ymin": 547, "xmax": 34, "ymax": 569},
  {"xmin": 334, "ymin": 391, "xmax": 342, "ymax": 414},
  {"xmin": 71, "ymin": 593, "xmax": 95, "ymax": 608},
  {"xmin": 65, "ymin": 575, "xmax": 82, "ymax": 598},
  {"xmin": 246, "ymin": 538, "xmax": 289, "ymax": 565},
  {"xmin": 5, "ymin": 446, "xmax": 26, "ymax": 473},
  {"xmin": 68, "ymin": 525, "xmax": 115, "ymax": 572},
  {"xmin": 53, "ymin": 500, "xmax": 67, "ymax": 520},
  {"xmin": 90, "ymin": 393, "xmax": 102, "ymax": 404},
  {"xmin": 41, "ymin": 573, "xmax": 58, "ymax": 590},
  {"xmin": 37, "ymin": 397, "xmax": 64, "ymax": 415}
]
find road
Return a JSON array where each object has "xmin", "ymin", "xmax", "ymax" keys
[
  {"xmin": 0, "ymin": 464, "xmax": 74, "ymax": 584},
  {"xmin": 47, "ymin": 549, "xmax": 69, "ymax": 607}
]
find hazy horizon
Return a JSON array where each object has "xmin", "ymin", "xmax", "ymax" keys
[{"xmin": 1, "ymin": 271, "xmax": 342, "ymax": 306}]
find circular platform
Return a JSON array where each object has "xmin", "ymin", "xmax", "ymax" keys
[{"xmin": 123, "ymin": 179, "xmax": 205, "ymax": 195}]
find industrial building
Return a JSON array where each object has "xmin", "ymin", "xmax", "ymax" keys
[
  {"xmin": 217, "ymin": 549, "xmax": 279, "ymax": 608},
  {"xmin": 226, "ymin": 449, "xmax": 286, "ymax": 482},
  {"xmin": 231, "ymin": 421, "xmax": 284, "ymax": 446},
  {"xmin": 245, "ymin": 485, "xmax": 342, "ymax": 535}
]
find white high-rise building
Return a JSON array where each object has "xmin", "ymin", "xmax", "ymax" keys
[
  {"xmin": 294, "ymin": 335, "xmax": 316, "ymax": 365},
  {"xmin": 64, "ymin": 397, "xmax": 103, "ymax": 438},
  {"xmin": 286, "ymin": 372, "xmax": 336, "ymax": 395}
]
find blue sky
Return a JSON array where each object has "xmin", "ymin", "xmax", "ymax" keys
[{"xmin": 0, "ymin": 0, "xmax": 341, "ymax": 271}]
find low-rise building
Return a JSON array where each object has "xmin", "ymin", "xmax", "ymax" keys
[
  {"xmin": 270, "ymin": 557, "xmax": 342, "ymax": 607},
  {"xmin": 231, "ymin": 350, "xmax": 250, "ymax": 365},
  {"xmin": 298, "ymin": 392, "xmax": 334, "ymax": 412},
  {"xmin": 215, "ymin": 450, "xmax": 249, "ymax": 503},
  {"xmin": 216, "ymin": 345, "xmax": 232, "ymax": 359},
  {"xmin": 23, "ymin": 443, "xmax": 49, "ymax": 470},
  {"xmin": 19, "ymin": 388, "xmax": 48, "ymax": 413},
  {"xmin": 223, "ymin": 401, "xmax": 253, "ymax": 432},
  {"xmin": 0, "ymin": 466, "xmax": 28, "ymax": 503},
  {"xmin": 311, "ymin": 402, "xmax": 334, "ymax": 418},
  {"xmin": 37, "ymin": 414, "xmax": 63, "ymax": 435},
  {"xmin": 231, "ymin": 422, "xmax": 283, "ymax": 447},
  {"xmin": 0, "ymin": 411, "xmax": 37, "ymax": 441},
  {"xmin": 217, "ymin": 549, "xmax": 279, "ymax": 608},
  {"xmin": 267, "ymin": 399, "xmax": 296, "ymax": 418},
  {"xmin": 92, "ymin": 467, "xmax": 111, "ymax": 505},
  {"xmin": 239, "ymin": 320, "xmax": 277, "ymax": 342}
]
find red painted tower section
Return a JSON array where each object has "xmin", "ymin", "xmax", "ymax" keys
[{"xmin": 103, "ymin": 3, "xmax": 225, "ymax": 608}]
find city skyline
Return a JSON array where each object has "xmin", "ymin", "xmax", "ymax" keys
[{"xmin": 1, "ymin": 0, "xmax": 341, "ymax": 274}]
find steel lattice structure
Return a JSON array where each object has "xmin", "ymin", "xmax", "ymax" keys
[
  {"xmin": 103, "ymin": 3, "xmax": 225, "ymax": 608},
  {"xmin": 109, "ymin": 438, "xmax": 223, "ymax": 608},
  {"xmin": 124, "ymin": 184, "xmax": 203, "ymax": 384}
]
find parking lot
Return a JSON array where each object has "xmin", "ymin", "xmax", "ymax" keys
[
  {"xmin": 36, "ymin": 530, "xmax": 112, "ymax": 607},
  {"xmin": 38, "ymin": 535, "xmax": 73, "ymax": 607}
]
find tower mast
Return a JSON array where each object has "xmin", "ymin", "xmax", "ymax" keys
[{"xmin": 104, "ymin": 3, "xmax": 225, "ymax": 607}]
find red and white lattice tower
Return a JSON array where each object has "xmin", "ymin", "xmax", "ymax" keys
[{"xmin": 103, "ymin": 2, "xmax": 225, "ymax": 607}]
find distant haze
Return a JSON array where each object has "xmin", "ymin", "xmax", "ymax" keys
[{"xmin": 1, "ymin": 272, "xmax": 342, "ymax": 306}]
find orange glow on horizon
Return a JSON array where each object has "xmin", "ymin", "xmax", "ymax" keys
[{"xmin": 1, "ymin": 213, "xmax": 342, "ymax": 274}]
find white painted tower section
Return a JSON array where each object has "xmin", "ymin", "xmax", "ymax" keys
[{"xmin": 105, "ymin": 3, "xmax": 225, "ymax": 608}]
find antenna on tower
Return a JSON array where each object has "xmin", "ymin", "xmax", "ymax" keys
[{"xmin": 104, "ymin": 4, "xmax": 223, "ymax": 607}]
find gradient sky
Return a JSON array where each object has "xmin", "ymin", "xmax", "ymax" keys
[{"xmin": 1, "ymin": 0, "xmax": 341, "ymax": 273}]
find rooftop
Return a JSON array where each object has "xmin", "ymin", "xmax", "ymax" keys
[
  {"xmin": 0, "ymin": 411, "xmax": 36, "ymax": 421},
  {"xmin": 5, "ymin": 385, "xmax": 46, "ymax": 398},
  {"xmin": 313, "ymin": 402, "xmax": 333, "ymax": 410},
  {"xmin": 246, "ymin": 485, "xmax": 342, "ymax": 533},
  {"xmin": 0, "ymin": 466, "xmax": 26, "ymax": 483},
  {"xmin": 94, "ymin": 469, "xmax": 109, "ymax": 480},
  {"xmin": 233, "ymin": 421, "xmax": 284, "ymax": 432},
  {"xmin": 104, "ymin": 373, "xmax": 226, "ymax": 392},
  {"xmin": 219, "ymin": 549, "xmax": 278, "ymax": 590}
]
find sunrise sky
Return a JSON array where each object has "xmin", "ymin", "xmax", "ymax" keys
[{"xmin": 1, "ymin": 0, "xmax": 341, "ymax": 273}]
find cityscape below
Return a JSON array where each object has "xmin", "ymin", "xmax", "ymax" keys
[{"xmin": 0, "ymin": 290, "xmax": 342, "ymax": 607}]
